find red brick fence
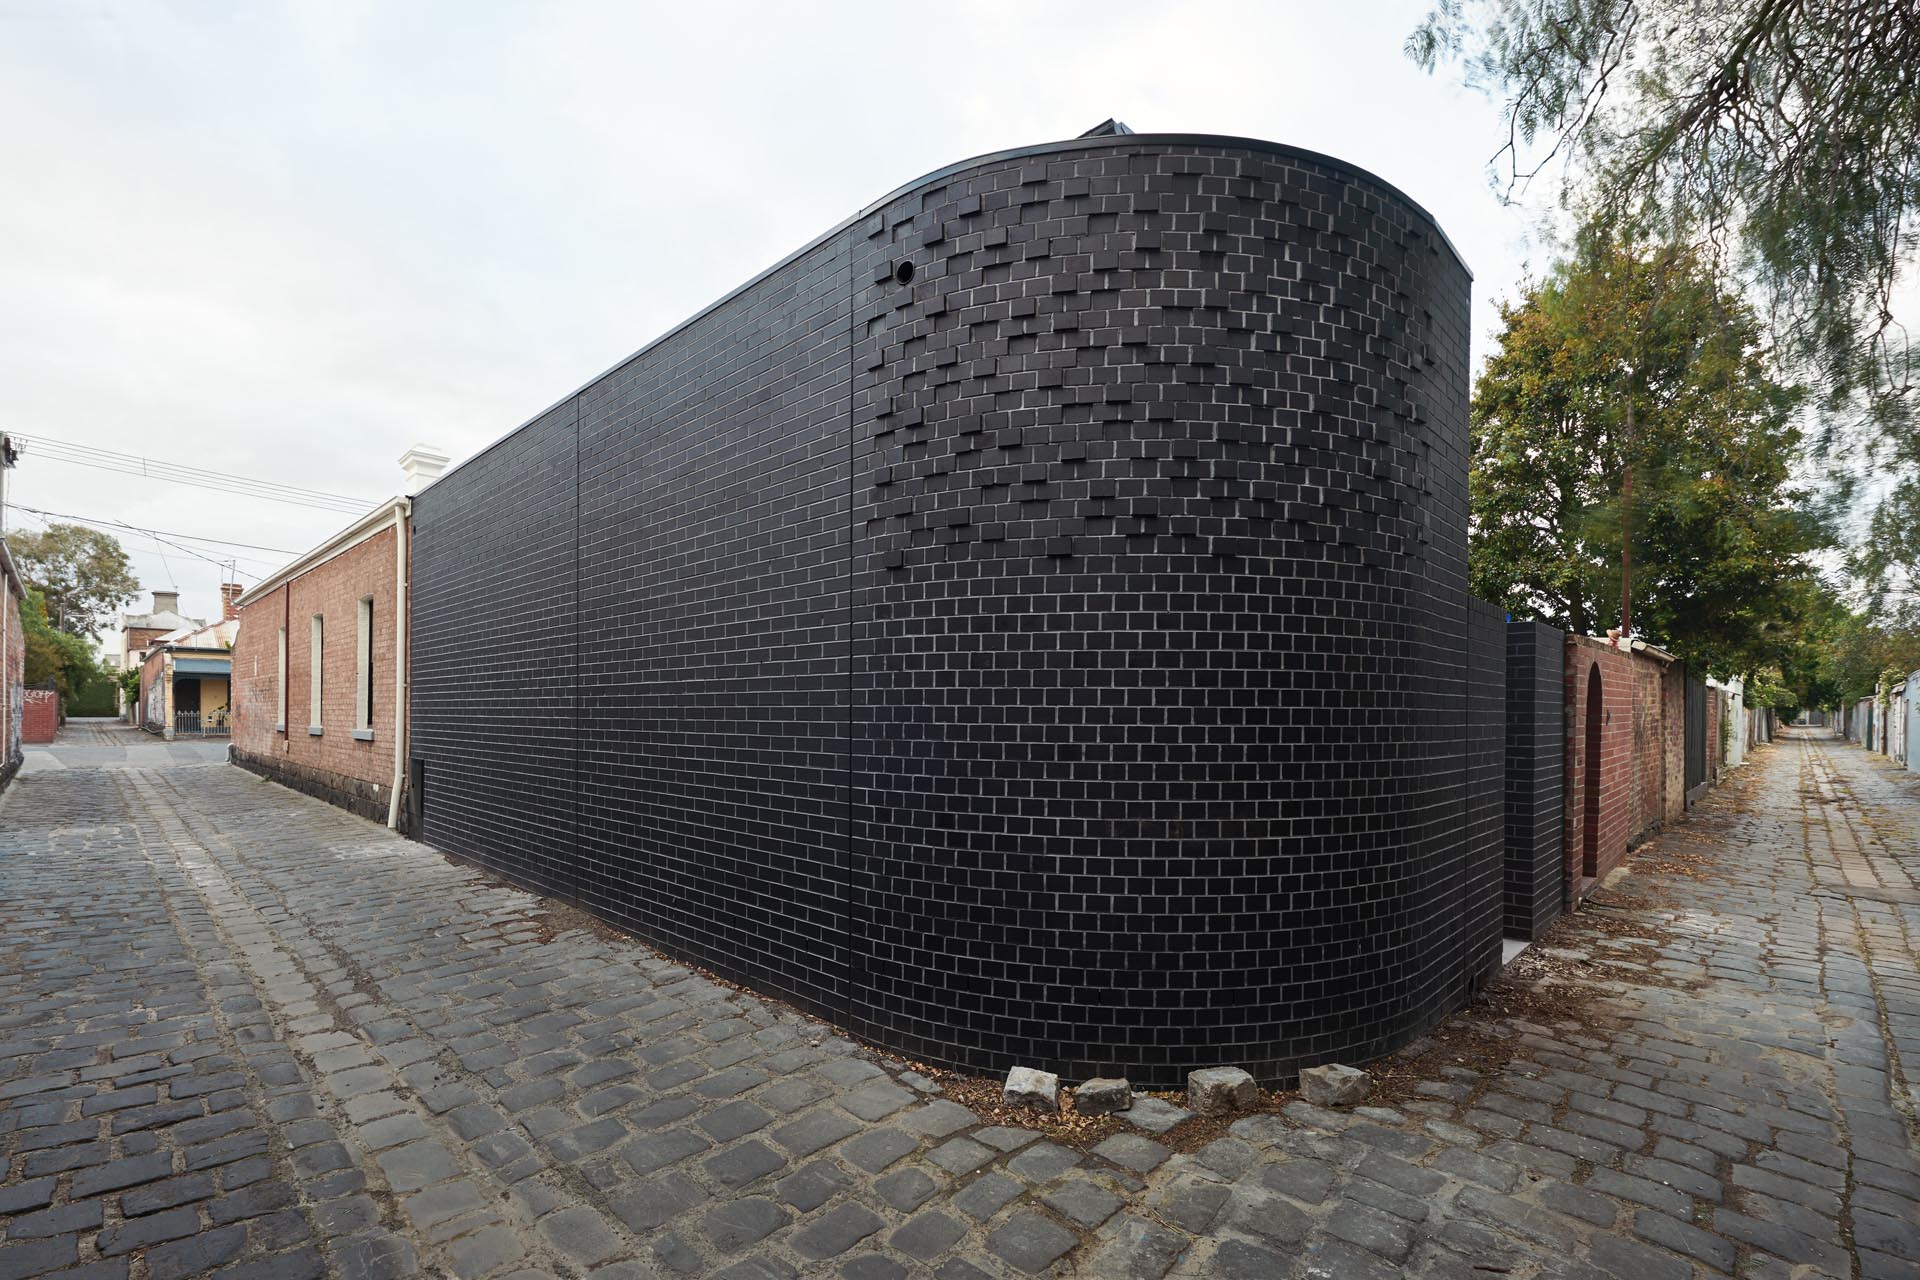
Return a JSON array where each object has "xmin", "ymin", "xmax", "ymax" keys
[{"xmin": 22, "ymin": 687, "xmax": 56, "ymax": 745}]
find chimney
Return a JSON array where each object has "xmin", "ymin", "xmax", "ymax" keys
[
  {"xmin": 221, "ymin": 582, "xmax": 243, "ymax": 621},
  {"xmin": 151, "ymin": 590, "xmax": 180, "ymax": 617},
  {"xmin": 399, "ymin": 444, "xmax": 451, "ymax": 496}
]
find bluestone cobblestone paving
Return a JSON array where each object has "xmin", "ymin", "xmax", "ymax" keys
[{"xmin": 1, "ymin": 723, "xmax": 1914, "ymax": 1277}]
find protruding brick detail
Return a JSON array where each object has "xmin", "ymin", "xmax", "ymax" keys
[{"xmin": 220, "ymin": 582, "xmax": 243, "ymax": 622}]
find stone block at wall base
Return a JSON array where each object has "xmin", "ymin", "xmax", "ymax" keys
[
  {"xmin": 0, "ymin": 753, "xmax": 19, "ymax": 799},
  {"xmin": 232, "ymin": 748, "xmax": 405, "ymax": 834}
]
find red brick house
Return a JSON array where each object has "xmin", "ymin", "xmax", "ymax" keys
[
  {"xmin": 118, "ymin": 590, "xmax": 204, "ymax": 702},
  {"xmin": 230, "ymin": 446, "xmax": 446, "ymax": 826}
]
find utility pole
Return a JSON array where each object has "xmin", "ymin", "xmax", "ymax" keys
[
  {"xmin": 1620, "ymin": 394, "xmax": 1634, "ymax": 640},
  {"xmin": 0, "ymin": 431, "xmax": 15, "ymax": 535},
  {"xmin": 1, "ymin": 432, "xmax": 15, "ymax": 760}
]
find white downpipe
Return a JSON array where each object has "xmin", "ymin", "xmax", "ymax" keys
[{"xmin": 386, "ymin": 500, "xmax": 409, "ymax": 829}]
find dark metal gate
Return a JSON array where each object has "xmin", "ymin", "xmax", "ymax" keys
[{"xmin": 1684, "ymin": 672, "xmax": 1708, "ymax": 794}]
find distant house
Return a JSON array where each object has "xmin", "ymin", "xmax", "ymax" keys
[
  {"xmin": 138, "ymin": 617, "xmax": 238, "ymax": 739},
  {"xmin": 118, "ymin": 589, "xmax": 206, "ymax": 717},
  {"xmin": 120, "ymin": 589, "xmax": 204, "ymax": 670}
]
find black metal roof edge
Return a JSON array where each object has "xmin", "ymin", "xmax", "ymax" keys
[{"xmin": 421, "ymin": 132, "xmax": 1471, "ymax": 498}]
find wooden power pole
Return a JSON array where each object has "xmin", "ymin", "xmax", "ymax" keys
[{"xmin": 1620, "ymin": 395, "xmax": 1634, "ymax": 639}]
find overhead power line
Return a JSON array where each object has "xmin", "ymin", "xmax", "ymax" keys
[
  {"xmin": 10, "ymin": 504, "xmax": 302, "ymax": 556},
  {"xmin": 13, "ymin": 507, "xmax": 260, "ymax": 580},
  {"xmin": 12, "ymin": 432, "xmax": 371, "ymax": 506},
  {"xmin": 24, "ymin": 449, "xmax": 369, "ymax": 514},
  {"xmin": 9, "ymin": 432, "xmax": 377, "ymax": 514}
]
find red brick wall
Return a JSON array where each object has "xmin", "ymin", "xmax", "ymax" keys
[
  {"xmin": 4, "ymin": 589, "xmax": 20, "ymax": 765},
  {"xmin": 1628, "ymin": 656, "xmax": 1664, "ymax": 846},
  {"xmin": 1625, "ymin": 651, "xmax": 1692, "ymax": 846},
  {"xmin": 1660, "ymin": 666, "xmax": 1686, "ymax": 824},
  {"xmin": 232, "ymin": 523, "xmax": 402, "ymax": 812},
  {"xmin": 1565, "ymin": 636, "xmax": 1633, "ymax": 904},
  {"xmin": 22, "ymin": 687, "xmax": 57, "ymax": 744},
  {"xmin": 231, "ymin": 593, "xmax": 277, "ymax": 755}
]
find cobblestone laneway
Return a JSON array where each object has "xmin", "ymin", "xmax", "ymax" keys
[{"xmin": 1, "ymin": 729, "xmax": 1916, "ymax": 1280}]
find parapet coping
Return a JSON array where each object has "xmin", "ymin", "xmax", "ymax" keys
[{"xmin": 424, "ymin": 131, "xmax": 1471, "ymax": 498}]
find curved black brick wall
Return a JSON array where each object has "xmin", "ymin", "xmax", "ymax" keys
[{"xmin": 410, "ymin": 134, "xmax": 1481, "ymax": 1086}]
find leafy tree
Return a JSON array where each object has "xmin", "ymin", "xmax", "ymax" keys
[
  {"xmin": 1760, "ymin": 577, "xmax": 1920, "ymax": 709},
  {"xmin": 1809, "ymin": 601, "xmax": 1920, "ymax": 706},
  {"xmin": 9, "ymin": 523, "xmax": 138, "ymax": 635},
  {"xmin": 1773, "ymin": 578, "xmax": 1851, "ymax": 709},
  {"xmin": 1468, "ymin": 237, "xmax": 1822, "ymax": 676},
  {"xmin": 1857, "ymin": 476, "xmax": 1920, "ymax": 603},
  {"xmin": 1408, "ymin": 0, "xmax": 1916, "ymax": 410},
  {"xmin": 1740, "ymin": 671, "xmax": 1797, "ymax": 720},
  {"xmin": 1409, "ymin": 0, "xmax": 1919, "ymax": 584},
  {"xmin": 20, "ymin": 588, "xmax": 106, "ymax": 702}
]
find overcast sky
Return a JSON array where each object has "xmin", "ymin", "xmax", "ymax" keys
[{"xmin": 1, "ymin": 0, "xmax": 1551, "ymax": 643}]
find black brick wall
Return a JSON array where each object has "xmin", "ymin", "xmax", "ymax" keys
[
  {"xmin": 411, "ymin": 402, "xmax": 580, "ymax": 904},
  {"xmin": 575, "ymin": 236, "xmax": 853, "ymax": 1021},
  {"xmin": 1463, "ymin": 600, "xmax": 1509, "ymax": 988},
  {"xmin": 411, "ymin": 134, "xmax": 1487, "ymax": 1086},
  {"xmin": 1504, "ymin": 620, "xmax": 1567, "ymax": 939}
]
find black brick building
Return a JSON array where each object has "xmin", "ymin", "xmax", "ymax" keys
[{"xmin": 409, "ymin": 131, "xmax": 1512, "ymax": 1086}]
